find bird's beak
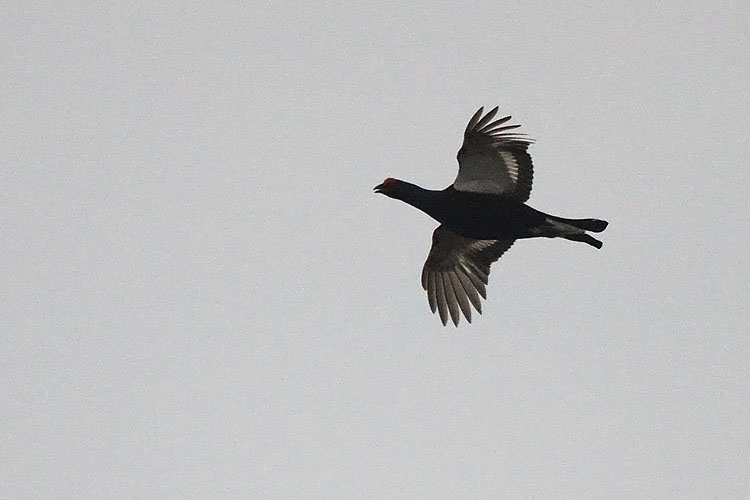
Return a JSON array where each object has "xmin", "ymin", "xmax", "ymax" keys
[{"xmin": 374, "ymin": 183, "xmax": 385, "ymax": 194}]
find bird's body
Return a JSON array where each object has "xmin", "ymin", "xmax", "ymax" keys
[
  {"xmin": 375, "ymin": 107, "xmax": 608, "ymax": 326},
  {"xmin": 384, "ymin": 181, "xmax": 608, "ymax": 246}
]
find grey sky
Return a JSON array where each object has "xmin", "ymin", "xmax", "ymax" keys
[{"xmin": 3, "ymin": 2, "xmax": 749, "ymax": 498}]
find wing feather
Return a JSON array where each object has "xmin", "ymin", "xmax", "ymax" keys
[
  {"xmin": 448, "ymin": 270, "xmax": 473, "ymax": 323},
  {"xmin": 455, "ymin": 270, "xmax": 482, "ymax": 313},
  {"xmin": 472, "ymin": 106, "xmax": 499, "ymax": 131},
  {"xmin": 423, "ymin": 270, "xmax": 437, "ymax": 313},
  {"xmin": 435, "ymin": 271, "xmax": 449, "ymax": 326},
  {"xmin": 442, "ymin": 272, "xmax": 461, "ymax": 326},
  {"xmin": 464, "ymin": 107, "xmax": 485, "ymax": 132}
]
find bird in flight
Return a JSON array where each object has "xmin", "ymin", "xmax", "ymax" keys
[{"xmin": 374, "ymin": 107, "xmax": 608, "ymax": 326}]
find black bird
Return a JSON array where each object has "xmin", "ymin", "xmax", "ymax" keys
[{"xmin": 374, "ymin": 107, "xmax": 608, "ymax": 326}]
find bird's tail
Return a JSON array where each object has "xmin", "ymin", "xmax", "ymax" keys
[
  {"xmin": 543, "ymin": 216, "xmax": 609, "ymax": 249},
  {"xmin": 552, "ymin": 217, "xmax": 608, "ymax": 233},
  {"xmin": 561, "ymin": 232, "xmax": 604, "ymax": 249}
]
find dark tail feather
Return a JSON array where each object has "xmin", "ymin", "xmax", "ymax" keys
[
  {"xmin": 553, "ymin": 217, "xmax": 608, "ymax": 233},
  {"xmin": 563, "ymin": 233, "xmax": 603, "ymax": 249}
]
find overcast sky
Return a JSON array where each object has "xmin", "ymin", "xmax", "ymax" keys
[{"xmin": 3, "ymin": 2, "xmax": 749, "ymax": 499}]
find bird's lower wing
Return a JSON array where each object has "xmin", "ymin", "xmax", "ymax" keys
[{"xmin": 421, "ymin": 225, "xmax": 514, "ymax": 326}]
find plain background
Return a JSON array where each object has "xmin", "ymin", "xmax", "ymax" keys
[{"xmin": 3, "ymin": 2, "xmax": 749, "ymax": 498}]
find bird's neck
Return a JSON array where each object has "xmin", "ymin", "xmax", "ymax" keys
[{"xmin": 392, "ymin": 181, "xmax": 447, "ymax": 221}]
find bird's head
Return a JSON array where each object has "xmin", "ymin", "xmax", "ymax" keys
[{"xmin": 374, "ymin": 177, "xmax": 401, "ymax": 198}]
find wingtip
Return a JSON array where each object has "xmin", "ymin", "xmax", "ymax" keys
[
  {"xmin": 465, "ymin": 107, "xmax": 485, "ymax": 133},
  {"xmin": 473, "ymin": 106, "xmax": 499, "ymax": 131}
]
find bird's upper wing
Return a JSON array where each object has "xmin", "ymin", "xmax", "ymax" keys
[
  {"xmin": 421, "ymin": 225, "xmax": 514, "ymax": 326},
  {"xmin": 453, "ymin": 106, "xmax": 534, "ymax": 201}
]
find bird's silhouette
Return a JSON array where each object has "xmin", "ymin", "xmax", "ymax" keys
[{"xmin": 375, "ymin": 107, "xmax": 608, "ymax": 326}]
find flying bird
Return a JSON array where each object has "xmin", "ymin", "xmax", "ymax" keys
[{"xmin": 374, "ymin": 106, "xmax": 608, "ymax": 326}]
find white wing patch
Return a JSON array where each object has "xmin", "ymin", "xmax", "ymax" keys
[{"xmin": 500, "ymin": 151, "xmax": 520, "ymax": 184}]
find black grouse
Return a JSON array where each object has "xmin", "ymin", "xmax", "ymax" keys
[{"xmin": 374, "ymin": 106, "xmax": 608, "ymax": 326}]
